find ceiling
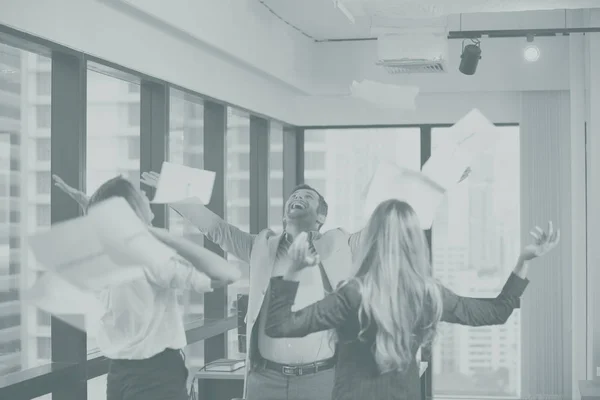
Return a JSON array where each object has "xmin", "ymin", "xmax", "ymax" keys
[{"xmin": 258, "ymin": 0, "xmax": 600, "ymax": 41}]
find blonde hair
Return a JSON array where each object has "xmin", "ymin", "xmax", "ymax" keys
[{"xmin": 353, "ymin": 199, "xmax": 443, "ymax": 374}]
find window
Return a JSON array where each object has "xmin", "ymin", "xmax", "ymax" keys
[
  {"xmin": 127, "ymin": 136, "xmax": 140, "ymax": 160},
  {"xmin": 0, "ymin": 47, "xmax": 52, "ymax": 377},
  {"xmin": 127, "ymin": 82, "xmax": 140, "ymax": 94},
  {"xmin": 85, "ymin": 68, "xmax": 141, "ymax": 353},
  {"xmin": 36, "ymin": 337, "xmax": 51, "ymax": 360},
  {"xmin": 168, "ymin": 88, "xmax": 205, "ymax": 368},
  {"xmin": 36, "ymin": 171, "xmax": 51, "ymax": 194},
  {"xmin": 86, "ymin": 69, "xmax": 141, "ymax": 196},
  {"xmin": 36, "ymin": 71, "xmax": 51, "ymax": 96},
  {"xmin": 304, "ymin": 128, "xmax": 421, "ymax": 233},
  {"xmin": 127, "ymin": 103, "xmax": 140, "ymax": 127},
  {"xmin": 36, "ymin": 105, "xmax": 51, "ymax": 129},
  {"xmin": 36, "ymin": 204, "xmax": 51, "ymax": 227},
  {"xmin": 269, "ymin": 122, "xmax": 284, "ymax": 233},
  {"xmin": 37, "ymin": 310, "xmax": 51, "ymax": 327},
  {"xmin": 36, "ymin": 138, "xmax": 51, "ymax": 162},
  {"xmin": 431, "ymin": 125, "xmax": 521, "ymax": 398},
  {"xmin": 226, "ymin": 107, "xmax": 250, "ymax": 360},
  {"xmin": 304, "ymin": 151, "xmax": 326, "ymax": 170}
]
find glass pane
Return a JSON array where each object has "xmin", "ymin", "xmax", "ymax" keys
[
  {"xmin": 183, "ymin": 339, "xmax": 205, "ymax": 372},
  {"xmin": 0, "ymin": 44, "xmax": 53, "ymax": 376},
  {"xmin": 304, "ymin": 128, "xmax": 421, "ymax": 233},
  {"xmin": 88, "ymin": 374, "xmax": 107, "ymax": 400},
  {"xmin": 431, "ymin": 125, "xmax": 521, "ymax": 398},
  {"xmin": 269, "ymin": 122, "xmax": 284, "ymax": 232},
  {"xmin": 86, "ymin": 69, "xmax": 141, "ymax": 196},
  {"xmin": 168, "ymin": 89, "xmax": 205, "ymax": 367},
  {"xmin": 85, "ymin": 69, "xmax": 141, "ymax": 353},
  {"xmin": 225, "ymin": 108, "xmax": 250, "ymax": 359}
]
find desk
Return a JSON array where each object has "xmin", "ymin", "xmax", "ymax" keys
[
  {"xmin": 580, "ymin": 380, "xmax": 600, "ymax": 400},
  {"xmin": 194, "ymin": 366, "xmax": 245, "ymax": 400}
]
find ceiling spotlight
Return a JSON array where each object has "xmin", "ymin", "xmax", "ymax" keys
[
  {"xmin": 524, "ymin": 45, "xmax": 540, "ymax": 62},
  {"xmin": 459, "ymin": 40, "xmax": 482, "ymax": 76}
]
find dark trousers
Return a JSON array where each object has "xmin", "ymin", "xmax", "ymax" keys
[
  {"xmin": 107, "ymin": 348, "xmax": 189, "ymax": 400},
  {"xmin": 245, "ymin": 366, "xmax": 335, "ymax": 400}
]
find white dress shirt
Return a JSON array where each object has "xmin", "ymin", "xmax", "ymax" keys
[{"xmin": 96, "ymin": 256, "xmax": 212, "ymax": 360}]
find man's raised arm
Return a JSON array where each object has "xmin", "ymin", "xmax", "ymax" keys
[{"xmin": 169, "ymin": 199, "xmax": 255, "ymax": 263}]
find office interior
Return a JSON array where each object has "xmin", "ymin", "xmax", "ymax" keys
[{"xmin": 0, "ymin": 1, "xmax": 598, "ymax": 399}]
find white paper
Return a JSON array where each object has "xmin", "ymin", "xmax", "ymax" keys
[
  {"xmin": 421, "ymin": 109, "xmax": 498, "ymax": 189},
  {"xmin": 421, "ymin": 144, "xmax": 471, "ymax": 190},
  {"xmin": 444, "ymin": 108, "xmax": 499, "ymax": 155},
  {"xmin": 28, "ymin": 198, "xmax": 176, "ymax": 293},
  {"xmin": 350, "ymin": 79, "xmax": 419, "ymax": 110},
  {"xmin": 364, "ymin": 162, "xmax": 445, "ymax": 230},
  {"xmin": 23, "ymin": 271, "xmax": 104, "ymax": 333},
  {"xmin": 152, "ymin": 162, "xmax": 216, "ymax": 204},
  {"xmin": 419, "ymin": 362, "xmax": 429, "ymax": 377}
]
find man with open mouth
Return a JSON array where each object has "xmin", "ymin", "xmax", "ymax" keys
[{"xmin": 138, "ymin": 173, "xmax": 353, "ymax": 400}]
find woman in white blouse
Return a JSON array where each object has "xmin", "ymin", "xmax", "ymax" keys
[{"xmin": 68, "ymin": 176, "xmax": 240, "ymax": 400}]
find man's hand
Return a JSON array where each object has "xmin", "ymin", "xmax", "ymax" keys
[
  {"xmin": 287, "ymin": 232, "xmax": 320, "ymax": 275},
  {"xmin": 140, "ymin": 171, "xmax": 160, "ymax": 188},
  {"xmin": 52, "ymin": 174, "xmax": 89, "ymax": 210},
  {"xmin": 521, "ymin": 221, "xmax": 560, "ymax": 261}
]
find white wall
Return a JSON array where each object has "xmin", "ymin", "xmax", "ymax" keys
[
  {"xmin": 0, "ymin": 0, "xmax": 300, "ymax": 123},
  {"xmin": 114, "ymin": 0, "xmax": 316, "ymax": 94},
  {"xmin": 0, "ymin": 0, "xmax": 572, "ymax": 126}
]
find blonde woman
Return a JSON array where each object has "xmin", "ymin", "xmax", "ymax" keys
[{"xmin": 265, "ymin": 200, "xmax": 559, "ymax": 400}]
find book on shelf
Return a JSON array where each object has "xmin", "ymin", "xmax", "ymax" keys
[{"xmin": 204, "ymin": 358, "xmax": 245, "ymax": 372}]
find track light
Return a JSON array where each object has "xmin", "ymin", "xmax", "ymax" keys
[{"xmin": 459, "ymin": 40, "xmax": 481, "ymax": 76}]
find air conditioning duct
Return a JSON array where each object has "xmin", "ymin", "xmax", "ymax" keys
[{"xmin": 374, "ymin": 21, "xmax": 449, "ymax": 74}]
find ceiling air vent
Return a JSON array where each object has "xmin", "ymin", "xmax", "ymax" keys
[
  {"xmin": 375, "ymin": 28, "xmax": 449, "ymax": 74},
  {"xmin": 376, "ymin": 59, "xmax": 447, "ymax": 74}
]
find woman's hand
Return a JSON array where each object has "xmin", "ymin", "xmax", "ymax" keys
[
  {"xmin": 287, "ymin": 232, "xmax": 320, "ymax": 276},
  {"xmin": 141, "ymin": 171, "xmax": 160, "ymax": 188},
  {"xmin": 520, "ymin": 221, "xmax": 561, "ymax": 261},
  {"xmin": 52, "ymin": 174, "xmax": 89, "ymax": 210}
]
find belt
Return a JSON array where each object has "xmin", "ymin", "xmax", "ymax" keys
[{"xmin": 257, "ymin": 355, "xmax": 336, "ymax": 376}]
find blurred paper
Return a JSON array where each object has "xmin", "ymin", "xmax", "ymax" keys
[
  {"xmin": 445, "ymin": 109, "xmax": 499, "ymax": 154},
  {"xmin": 419, "ymin": 362, "xmax": 429, "ymax": 377},
  {"xmin": 421, "ymin": 109, "xmax": 498, "ymax": 188},
  {"xmin": 364, "ymin": 162, "xmax": 445, "ymax": 230},
  {"xmin": 23, "ymin": 271, "xmax": 104, "ymax": 333},
  {"xmin": 350, "ymin": 79, "xmax": 419, "ymax": 110},
  {"xmin": 421, "ymin": 144, "xmax": 471, "ymax": 189},
  {"xmin": 152, "ymin": 162, "xmax": 215, "ymax": 204},
  {"xmin": 28, "ymin": 197, "xmax": 176, "ymax": 293}
]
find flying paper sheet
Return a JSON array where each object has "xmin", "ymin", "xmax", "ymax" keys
[
  {"xmin": 364, "ymin": 162, "xmax": 446, "ymax": 230},
  {"xmin": 350, "ymin": 79, "xmax": 419, "ymax": 110},
  {"xmin": 28, "ymin": 197, "xmax": 176, "ymax": 293},
  {"xmin": 23, "ymin": 271, "xmax": 105, "ymax": 332},
  {"xmin": 443, "ymin": 108, "xmax": 499, "ymax": 155},
  {"xmin": 421, "ymin": 109, "xmax": 498, "ymax": 188},
  {"xmin": 421, "ymin": 144, "xmax": 472, "ymax": 190},
  {"xmin": 152, "ymin": 162, "xmax": 215, "ymax": 204}
]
